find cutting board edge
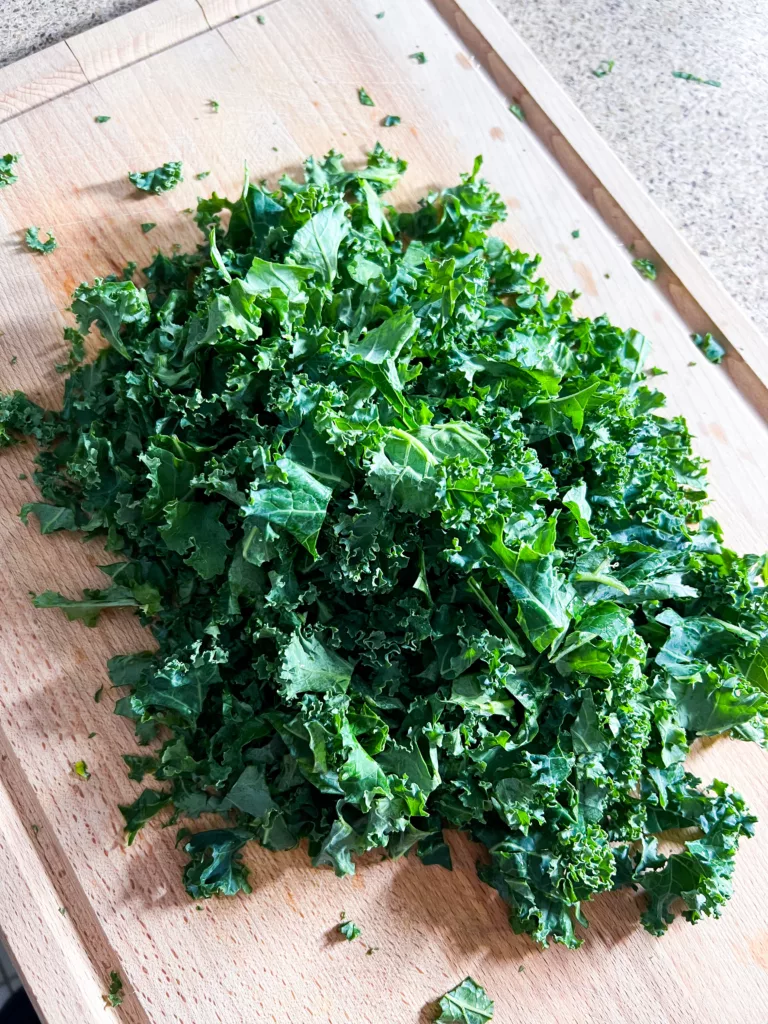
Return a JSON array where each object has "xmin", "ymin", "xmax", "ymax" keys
[
  {"xmin": 0, "ymin": 0, "xmax": 275, "ymax": 125},
  {"xmin": 0, "ymin": 728, "xmax": 142, "ymax": 1024},
  {"xmin": 435, "ymin": 0, "xmax": 768, "ymax": 406}
]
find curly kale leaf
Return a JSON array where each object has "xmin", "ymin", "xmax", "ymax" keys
[
  {"xmin": 128, "ymin": 161, "xmax": 183, "ymax": 193},
  {"xmin": 0, "ymin": 152, "xmax": 20, "ymax": 188},
  {"xmin": 25, "ymin": 227, "xmax": 58, "ymax": 253}
]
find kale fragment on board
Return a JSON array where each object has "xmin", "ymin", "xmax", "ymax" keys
[
  {"xmin": 129, "ymin": 161, "xmax": 183, "ymax": 193},
  {"xmin": 25, "ymin": 227, "xmax": 58, "ymax": 254},
  {"xmin": 0, "ymin": 152, "xmax": 20, "ymax": 187},
  {"xmin": 436, "ymin": 978, "xmax": 493, "ymax": 1023},
  {"xmin": 338, "ymin": 920, "xmax": 362, "ymax": 941},
  {"xmin": 692, "ymin": 331, "xmax": 726, "ymax": 364}
]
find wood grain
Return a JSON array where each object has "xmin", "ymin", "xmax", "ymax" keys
[
  {"xmin": 0, "ymin": 0, "xmax": 767, "ymax": 1021},
  {"xmin": 67, "ymin": 0, "xmax": 208, "ymax": 82},
  {"xmin": 0, "ymin": 44, "xmax": 87, "ymax": 124},
  {"xmin": 196, "ymin": 0, "xmax": 272, "ymax": 29}
]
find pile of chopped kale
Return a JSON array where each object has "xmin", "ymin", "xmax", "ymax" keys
[{"xmin": 3, "ymin": 146, "xmax": 766, "ymax": 949}]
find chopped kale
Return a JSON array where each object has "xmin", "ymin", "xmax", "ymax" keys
[
  {"xmin": 338, "ymin": 920, "xmax": 361, "ymax": 941},
  {"xmin": 410, "ymin": 51, "xmax": 427, "ymax": 64},
  {"xmin": 633, "ymin": 257, "xmax": 657, "ymax": 280},
  {"xmin": 3, "ymin": 146, "xmax": 765, "ymax": 954},
  {"xmin": 141, "ymin": 222, "xmax": 157, "ymax": 233},
  {"xmin": 692, "ymin": 331, "xmax": 726, "ymax": 363},
  {"xmin": 508, "ymin": 103, "xmax": 525, "ymax": 121},
  {"xmin": 103, "ymin": 971, "xmax": 124, "ymax": 1008},
  {"xmin": 25, "ymin": 227, "xmax": 58, "ymax": 254},
  {"xmin": 436, "ymin": 978, "xmax": 494, "ymax": 1022},
  {"xmin": 592, "ymin": 59, "xmax": 615, "ymax": 78},
  {"xmin": 0, "ymin": 153, "xmax": 20, "ymax": 188},
  {"xmin": 673, "ymin": 71, "xmax": 721, "ymax": 87},
  {"xmin": 129, "ymin": 162, "xmax": 183, "ymax": 194},
  {"xmin": 382, "ymin": 115, "xmax": 401, "ymax": 127},
  {"xmin": 358, "ymin": 87, "xmax": 375, "ymax": 106},
  {"xmin": 94, "ymin": 115, "xmax": 111, "ymax": 123}
]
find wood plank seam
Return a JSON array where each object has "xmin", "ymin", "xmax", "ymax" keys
[
  {"xmin": 195, "ymin": 0, "xmax": 281, "ymax": 31},
  {"xmin": 0, "ymin": 0, "xmax": 279, "ymax": 127},
  {"xmin": 63, "ymin": 40, "xmax": 89, "ymax": 87},
  {"xmin": 0, "ymin": 45, "xmax": 88, "ymax": 127},
  {"xmin": 431, "ymin": 0, "xmax": 768, "ymax": 412}
]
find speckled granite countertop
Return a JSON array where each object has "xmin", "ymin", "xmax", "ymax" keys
[{"xmin": 0, "ymin": 0, "xmax": 765, "ymax": 335}]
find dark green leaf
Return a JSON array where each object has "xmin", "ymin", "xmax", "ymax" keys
[
  {"xmin": 128, "ymin": 161, "xmax": 183, "ymax": 193},
  {"xmin": 436, "ymin": 977, "xmax": 494, "ymax": 1023}
]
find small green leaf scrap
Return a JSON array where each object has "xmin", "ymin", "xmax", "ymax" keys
[
  {"xmin": 672, "ymin": 70, "xmax": 721, "ymax": 87},
  {"xmin": 72, "ymin": 760, "xmax": 91, "ymax": 781},
  {"xmin": 25, "ymin": 227, "xmax": 58, "ymax": 254},
  {"xmin": 410, "ymin": 51, "xmax": 427, "ymax": 64},
  {"xmin": 195, "ymin": 170, "xmax": 211, "ymax": 180},
  {"xmin": 208, "ymin": 99, "xmax": 220, "ymax": 113},
  {"xmin": 436, "ymin": 977, "xmax": 494, "ymax": 1023},
  {"xmin": 571, "ymin": 229, "xmax": 580, "ymax": 238},
  {"xmin": 508, "ymin": 102, "xmax": 525, "ymax": 121},
  {"xmin": 375, "ymin": 10, "xmax": 385, "ymax": 17},
  {"xmin": 592, "ymin": 59, "xmax": 615, "ymax": 78},
  {"xmin": 632, "ymin": 257, "xmax": 657, "ymax": 280},
  {"xmin": 338, "ymin": 919, "xmax": 361, "ymax": 941},
  {"xmin": 103, "ymin": 971, "xmax": 124, "ymax": 1008},
  {"xmin": 94, "ymin": 685, "xmax": 104, "ymax": 703},
  {"xmin": 358, "ymin": 87, "xmax": 375, "ymax": 106},
  {"xmin": 0, "ymin": 152, "xmax": 20, "ymax": 188},
  {"xmin": 129, "ymin": 161, "xmax": 183, "ymax": 194},
  {"xmin": 141, "ymin": 222, "xmax": 157, "ymax": 233},
  {"xmin": 382, "ymin": 115, "xmax": 401, "ymax": 127},
  {"xmin": 692, "ymin": 332, "xmax": 726, "ymax": 364},
  {"xmin": 94, "ymin": 115, "xmax": 111, "ymax": 123},
  {"xmin": 256, "ymin": 13, "xmax": 266, "ymax": 23}
]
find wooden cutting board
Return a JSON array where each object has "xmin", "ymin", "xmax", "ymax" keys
[{"xmin": 0, "ymin": 1, "xmax": 767, "ymax": 1021}]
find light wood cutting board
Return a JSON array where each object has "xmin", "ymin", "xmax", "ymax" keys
[{"xmin": 0, "ymin": 1, "xmax": 767, "ymax": 1021}]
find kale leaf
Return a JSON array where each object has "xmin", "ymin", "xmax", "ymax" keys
[
  {"xmin": 436, "ymin": 978, "xmax": 493, "ymax": 1023},
  {"xmin": 129, "ymin": 161, "xmax": 183, "ymax": 193},
  {"xmin": 0, "ymin": 152, "xmax": 20, "ymax": 188},
  {"xmin": 4, "ymin": 145, "xmax": 766, "ymax": 952},
  {"xmin": 25, "ymin": 227, "xmax": 58, "ymax": 254},
  {"xmin": 103, "ymin": 971, "xmax": 124, "ymax": 1008},
  {"xmin": 338, "ymin": 920, "xmax": 361, "ymax": 940}
]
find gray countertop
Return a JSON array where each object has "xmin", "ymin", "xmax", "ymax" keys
[{"xmin": 0, "ymin": 0, "xmax": 765, "ymax": 332}]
